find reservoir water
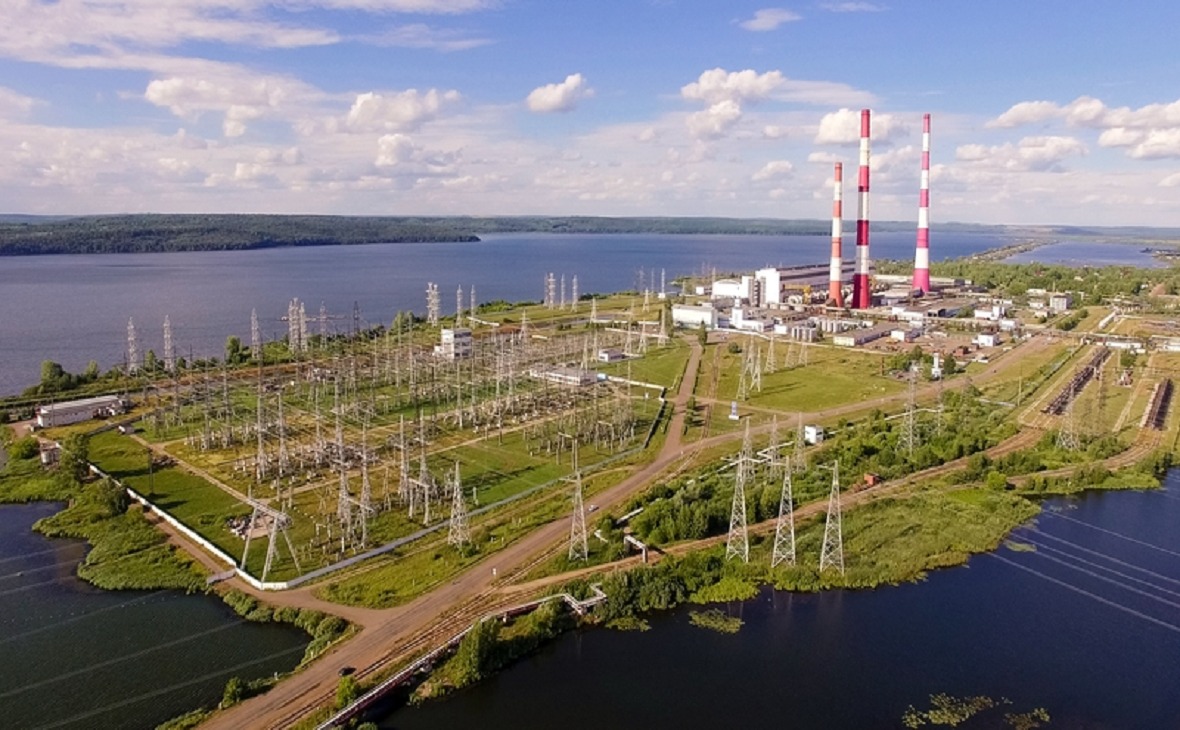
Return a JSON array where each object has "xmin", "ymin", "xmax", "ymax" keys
[
  {"xmin": 381, "ymin": 476, "xmax": 1180, "ymax": 730},
  {"xmin": 0, "ymin": 231, "xmax": 1013, "ymax": 396},
  {"xmin": 0, "ymin": 502, "xmax": 310, "ymax": 730}
]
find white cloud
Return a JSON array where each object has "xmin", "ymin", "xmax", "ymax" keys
[
  {"xmin": 526, "ymin": 74, "xmax": 592, "ymax": 114},
  {"xmin": 0, "ymin": 87, "xmax": 39, "ymax": 118},
  {"xmin": 1097, "ymin": 127, "xmax": 1144, "ymax": 148},
  {"xmin": 807, "ymin": 151, "xmax": 840, "ymax": 164},
  {"xmin": 738, "ymin": 8, "xmax": 801, "ymax": 31},
  {"xmin": 682, "ymin": 68, "xmax": 785, "ymax": 106},
  {"xmin": 1159, "ymin": 172, "xmax": 1180, "ymax": 188},
  {"xmin": 761, "ymin": 125, "xmax": 790, "ymax": 139},
  {"xmin": 341, "ymin": 89, "xmax": 461, "ymax": 133},
  {"xmin": 987, "ymin": 100, "xmax": 1059, "ymax": 128},
  {"xmin": 814, "ymin": 108, "xmax": 907, "ymax": 145},
  {"xmin": 752, "ymin": 160, "xmax": 794, "ymax": 181},
  {"xmin": 686, "ymin": 101, "xmax": 743, "ymax": 140},
  {"xmin": 1125, "ymin": 128, "xmax": 1180, "ymax": 159},
  {"xmin": 144, "ymin": 72, "xmax": 311, "ymax": 136},
  {"xmin": 375, "ymin": 134, "xmax": 417, "ymax": 166},
  {"xmin": 361, "ymin": 23, "xmax": 493, "ymax": 51},
  {"xmin": 955, "ymin": 135, "xmax": 1086, "ymax": 172},
  {"xmin": 821, "ymin": 2, "xmax": 885, "ymax": 11}
]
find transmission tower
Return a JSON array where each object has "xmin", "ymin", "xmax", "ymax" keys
[
  {"xmin": 447, "ymin": 462, "xmax": 471, "ymax": 548},
  {"xmin": 660, "ymin": 268, "xmax": 666, "ymax": 298},
  {"xmin": 163, "ymin": 315, "xmax": 175, "ymax": 373},
  {"xmin": 590, "ymin": 297, "xmax": 598, "ymax": 324},
  {"xmin": 456, "ymin": 285, "xmax": 464, "ymax": 327},
  {"xmin": 359, "ymin": 414, "xmax": 373, "ymax": 545},
  {"xmin": 334, "ymin": 379, "xmax": 352, "ymax": 537},
  {"xmin": 899, "ymin": 365, "xmax": 919, "ymax": 458},
  {"xmin": 127, "ymin": 317, "xmax": 139, "ymax": 374},
  {"xmin": 560, "ymin": 274, "xmax": 566, "ymax": 310},
  {"xmin": 426, "ymin": 283, "xmax": 440, "ymax": 326},
  {"xmin": 547, "ymin": 272, "xmax": 557, "ymax": 310},
  {"xmin": 725, "ymin": 421, "xmax": 752, "ymax": 563},
  {"xmin": 571, "ymin": 275, "xmax": 579, "ymax": 312},
  {"xmin": 1057, "ymin": 387, "xmax": 1081, "ymax": 451},
  {"xmin": 277, "ymin": 387, "xmax": 289, "ymax": 477},
  {"xmin": 470, "ymin": 285, "xmax": 477, "ymax": 320},
  {"xmin": 767, "ymin": 415, "xmax": 783, "ymax": 482},
  {"xmin": 254, "ymin": 369, "xmax": 266, "ymax": 482},
  {"xmin": 568, "ymin": 470, "xmax": 588, "ymax": 561},
  {"xmin": 818, "ymin": 461, "xmax": 845, "ymax": 575},
  {"xmin": 766, "ymin": 334, "xmax": 777, "ymax": 373},
  {"xmin": 771, "ymin": 457, "xmax": 796, "ymax": 568},
  {"xmin": 319, "ymin": 301, "xmax": 328, "ymax": 340},
  {"xmin": 251, "ymin": 308, "xmax": 261, "ymax": 360}
]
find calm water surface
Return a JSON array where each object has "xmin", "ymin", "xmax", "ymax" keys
[
  {"xmin": 1004, "ymin": 240, "xmax": 1165, "ymax": 269},
  {"xmin": 382, "ymin": 476, "xmax": 1180, "ymax": 730},
  {"xmin": 0, "ymin": 502, "xmax": 309, "ymax": 730},
  {"xmin": 0, "ymin": 231, "xmax": 1012, "ymax": 395}
]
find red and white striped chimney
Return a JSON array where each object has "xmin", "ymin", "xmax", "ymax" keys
[
  {"xmin": 828, "ymin": 162, "xmax": 844, "ymax": 307},
  {"xmin": 851, "ymin": 108, "xmax": 872, "ymax": 309},
  {"xmin": 913, "ymin": 112, "xmax": 932, "ymax": 293}
]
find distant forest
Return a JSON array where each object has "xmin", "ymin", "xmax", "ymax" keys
[{"xmin": 0, "ymin": 213, "xmax": 1054, "ymax": 256}]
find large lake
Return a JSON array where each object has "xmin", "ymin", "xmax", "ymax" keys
[
  {"xmin": 0, "ymin": 502, "xmax": 310, "ymax": 729},
  {"xmin": 1, "ymin": 231, "xmax": 1014, "ymax": 396},
  {"xmin": 381, "ymin": 477, "xmax": 1180, "ymax": 729}
]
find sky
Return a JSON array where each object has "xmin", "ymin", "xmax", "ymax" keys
[{"xmin": 2, "ymin": 0, "xmax": 1180, "ymax": 226}]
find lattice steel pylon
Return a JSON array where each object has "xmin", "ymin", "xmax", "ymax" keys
[
  {"xmin": 899, "ymin": 365, "xmax": 919, "ymax": 458},
  {"xmin": 725, "ymin": 421, "xmax": 752, "ymax": 563},
  {"xmin": 818, "ymin": 461, "xmax": 844, "ymax": 575},
  {"xmin": 447, "ymin": 461, "xmax": 471, "ymax": 548},
  {"xmin": 456, "ymin": 285, "xmax": 464, "ymax": 327},
  {"xmin": 163, "ymin": 315, "xmax": 175, "ymax": 373},
  {"xmin": 571, "ymin": 275, "xmax": 578, "ymax": 312},
  {"xmin": 771, "ymin": 457, "xmax": 796, "ymax": 568},
  {"xmin": 767, "ymin": 415, "xmax": 783, "ymax": 483},
  {"xmin": 568, "ymin": 469, "xmax": 588, "ymax": 562},
  {"xmin": 251, "ymin": 307, "xmax": 261, "ymax": 360},
  {"xmin": 766, "ymin": 334, "xmax": 777, "ymax": 373},
  {"xmin": 127, "ymin": 317, "xmax": 139, "ymax": 375},
  {"xmin": 1057, "ymin": 387, "xmax": 1081, "ymax": 451}
]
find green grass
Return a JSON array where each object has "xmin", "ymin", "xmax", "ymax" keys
[{"xmin": 597, "ymin": 340, "xmax": 690, "ymax": 389}]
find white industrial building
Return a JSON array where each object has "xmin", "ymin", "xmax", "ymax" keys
[
  {"xmin": 672, "ymin": 303, "xmax": 718, "ymax": 329},
  {"xmin": 528, "ymin": 366, "xmax": 597, "ymax": 387},
  {"xmin": 1049, "ymin": 293, "xmax": 1074, "ymax": 313},
  {"xmin": 36, "ymin": 395, "xmax": 125, "ymax": 428},
  {"xmin": 730, "ymin": 307, "xmax": 772, "ymax": 332},
  {"xmin": 435, "ymin": 327, "xmax": 473, "ymax": 360},
  {"xmin": 832, "ymin": 325, "xmax": 891, "ymax": 347}
]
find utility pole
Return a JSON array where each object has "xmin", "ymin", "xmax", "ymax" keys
[
  {"xmin": 725, "ymin": 421, "xmax": 752, "ymax": 563},
  {"xmin": 771, "ymin": 457, "xmax": 796, "ymax": 568},
  {"xmin": 818, "ymin": 461, "xmax": 845, "ymax": 575}
]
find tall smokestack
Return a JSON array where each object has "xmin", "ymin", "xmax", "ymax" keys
[
  {"xmin": 913, "ymin": 113, "xmax": 932, "ymax": 293},
  {"xmin": 851, "ymin": 108, "xmax": 872, "ymax": 309},
  {"xmin": 828, "ymin": 162, "xmax": 844, "ymax": 307}
]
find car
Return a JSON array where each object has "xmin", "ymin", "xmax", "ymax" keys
[
  {"xmin": 338, "ymin": 666, "xmax": 356, "ymax": 677},
  {"xmin": 587, "ymin": 504, "xmax": 598, "ymax": 513}
]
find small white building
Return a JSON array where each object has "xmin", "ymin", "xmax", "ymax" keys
[
  {"xmin": 804, "ymin": 425, "xmax": 825, "ymax": 445},
  {"xmin": 528, "ymin": 366, "xmax": 597, "ymax": 387},
  {"xmin": 36, "ymin": 395, "xmax": 125, "ymax": 428},
  {"xmin": 598, "ymin": 348, "xmax": 626, "ymax": 362},
  {"xmin": 731, "ymin": 307, "xmax": 772, "ymax": 332},
  {"xmin": 833, "ymin": 326, "xmax": 889, "ymax": 347},
  {"xmin": 711, "ymin": 278, "xmax": 749, "ymax": 303},
  {"xmin": 435, "ymin": 327, "xmax": 473, "ymax": 360},
  {"xmin": 671, "ymin": 303, "xmax": 717, "ymax": 329},
  {"xmin": 975, "ymin": 332, "xmax": 1001, "ymax": 348},
  {"xmin": 931, "ymin": 353, "xmax": 943, "ymax": 380},
  {"xmin": 891, "ymin": 329, "xmax": 920, "ymax": 342},
  {"xmin": 1049, "ymin": 293, "xmax": 1074, "ymax": 313}
]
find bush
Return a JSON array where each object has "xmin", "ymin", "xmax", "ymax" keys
[{"xmin": 7, "ymin": 436, "xmax": 38, "ymax": 461}]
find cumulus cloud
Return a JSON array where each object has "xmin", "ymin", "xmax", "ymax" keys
[
  {"xmin": 814, "ymin": 108, "xmax": 907, "ymax": 145},
  {"xmin": 752, "ymin": 160, "xmax": 794, "ymax": 181},
  {"xmin": 342, "ymin": 89, "xmax": 461, "ymax": 132},
  {"xmin": 682, "ymin": 68, "xmax": 785, "ymax": 106},
  {"xmin": 738, "ymin": 8, "xmax": 801, "ymax": 31},
  {"xmin": 375, "ymin": 134, "xmax": 417, "ymax": 166},
  {"xmin": 807, "ymin": 151, "xmax": 840, "ymax": 164},
  {"xmin": 955, "ymin": 135, "xmax": 1087, "ymax": 172},
  {"xmin": 144, "ymin": 73, "xmax": 310, "ymax": 136},
  {"xmin": 526, "ymin": 74, "xmax": 592, "ymax": 113},
  {"xmin": 986, "ymin": 95, "xmax": 1180, "ymax": 160},
  {"xmin": 686, "ymin": 100, "xmax": 743, "ymax": 140}
]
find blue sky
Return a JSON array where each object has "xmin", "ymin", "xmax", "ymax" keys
[{"xmin": 2, "ymin": 0, "xmax": 1179, "ymax": 226}]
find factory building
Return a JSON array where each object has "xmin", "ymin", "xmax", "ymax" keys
[
  {"xmin": 672, "ymin": 303, "xmax": 718, "ymax": 329},
  {"xmin": 36, "ymin": 395, "xmax": 125, "ymax": 428}
]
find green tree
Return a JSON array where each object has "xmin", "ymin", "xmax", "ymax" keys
[
  {"xmin": 41, "ymin": 360, "xmax": 65, "ymax": 384},
  {"xmin": 144, "ymin": 349, "xmax": 159, "ymax": 372},
  {"xmin": 83, "ymin": 360, "xmax": 101, "ymax": 381},
  {"xmin": 225, "ymin": 336, "xmax": 244, "ymax": 365},
  {"xmin": 60, "ymin": 433, "xmax": 90, "ymax": 484},
  {"xmin": 335, "ymin": 675, "xmax": 360, "ymax": 709},
  {"xmin": 220, "ymin": 676, "xmax": 245, "ymax": 708},
  {"xmin": 697, "ymin": 322, "xmax": 708, "ymax": 346}
]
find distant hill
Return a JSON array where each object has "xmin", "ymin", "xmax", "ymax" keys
[{"xmin": 0, "ymin": 213, "xmax": 1172, "ymax": 256}]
